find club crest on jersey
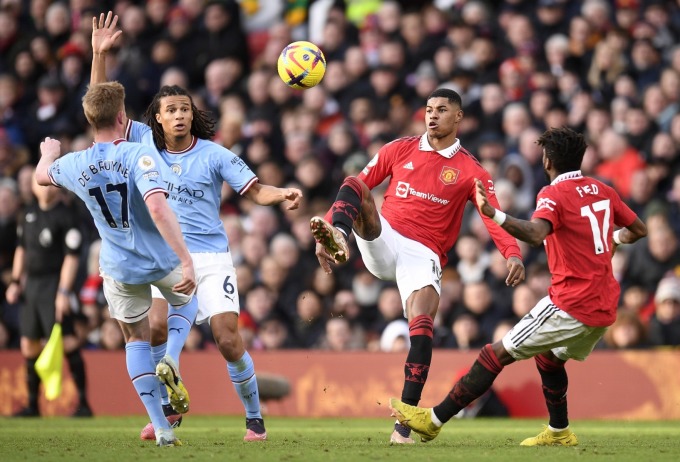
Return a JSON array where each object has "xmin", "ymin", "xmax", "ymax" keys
[
  {"xmin": 171, "ymin": 163, "xmax": 182, "ymax": 175},
  {"xmin": 395, "ymin": 181, "xmax": 410, "ymax": 198},
  {"xmin": 138, "ymin": 155, "xmax": 155, "ymax": 171},
  {"xmin": 440, "ymin": 166, "xmax": 459, "ymax": 185}
]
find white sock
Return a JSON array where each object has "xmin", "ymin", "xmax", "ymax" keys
[
  {"xmin": 548, "ymin": 425, "xmax": 567, "ymax": 432},
  {"xmin": 431, "ymin": 409, "xmax": 443, "ymax": 427}
]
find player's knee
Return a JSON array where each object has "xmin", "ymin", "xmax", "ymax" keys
[{"xmin": 216, "ymin": 333, "xmax": 242, "ymax": 360}]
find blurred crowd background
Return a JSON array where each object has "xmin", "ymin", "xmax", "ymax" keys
[{"xmin": 1, "ymin": 0, "xmax": 680, "ymax": 354}]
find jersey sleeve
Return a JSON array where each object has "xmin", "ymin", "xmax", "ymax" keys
[
  {"xmin": 475, "ymin": 169, "xmax": 523, "ymax": 260},
  {"xmin": 611, "ymin": 187, "xmax": 638, "ymax": 228},
  {"xmin": 48, "ymin": 155, "xmax": 77, "ymax": 191},
  {"xmin": 126, "ymin": 119, "xmax": 155, "ymax": 147},
  {"xmin": 131, "ymin": 146, "xmax": 168, "ymax": 200},
  {"xmin": 357, "ymin": 143, "xmax": 395, "ymax": 190},
  {"xmin": 215, "ymin": 146, "xmax": 258, "ymax": 195},
  {"xmin": 531, "ymin": 185, "xmax": 560, "ymax": 230}
]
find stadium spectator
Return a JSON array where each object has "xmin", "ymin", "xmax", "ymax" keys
[
  {"xmin": 390, "ymin": 126, "xmax": 647, "ymax": 447},
  {"xmin": 623, "ymin": 214, "xmax": 680, "ymax": 293},
  {"xmin": 291, "ymin": 290, "xmax": 326, "ymax": 348},
  {"xmin": 379, "ymin": 319, "xmax": 410, "ymax": 353},
  {"xmin": 648, "ymin": 276, "xmax": 680, "ymax": 346},
  {"xmin": 311, "ymin": 88, "xmax": 524, "ymax": 443}
]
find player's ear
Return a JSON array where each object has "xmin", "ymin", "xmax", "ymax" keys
[
  {"xmin": 456, "ymin": 108, "xmax": 464, "ymax": 122},
  {"xmin": 155, "ymin": 113, "xmax": 162, "ymax": 123}
]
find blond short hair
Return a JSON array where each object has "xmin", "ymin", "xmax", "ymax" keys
[{"xmin": 82, "ymin": 82, "xmax": 126, "ymax": 130}]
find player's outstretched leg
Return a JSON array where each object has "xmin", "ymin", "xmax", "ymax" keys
[
  {"xmin": 156, "ymin": 355, "xmax": 190, "ymax": 413},
  {"xmin": 520, "ymin": 426, "xmax": 578, "ymax": 447},
  {"xmin": 389, "ymin": 398, "xmax": 442, "ymax": 442},
  {"xmin": 310, "ymin": 216, "xmax": 350, "ymax": 263}
]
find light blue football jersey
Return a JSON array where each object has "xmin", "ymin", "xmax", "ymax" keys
[
  {"xmin": 127, "ymin": 120, "xmax": 257, "ymax": 253},
  {"xmin": 48, "ymin": 140, "xmax": 180, "ymax": 284}
]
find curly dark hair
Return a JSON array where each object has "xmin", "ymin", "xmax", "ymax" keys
[
  {"xmin": 536, "ymin": 126, "xmax": 587, "ymax": 174},
  {"xmin": 142, "ymin": 85, "xmax": 216, "ymax": 151}
]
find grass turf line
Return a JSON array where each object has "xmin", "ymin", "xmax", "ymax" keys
[{"xmin": 0, "ymin": 416, "xmax": 678, "ymax": 462}]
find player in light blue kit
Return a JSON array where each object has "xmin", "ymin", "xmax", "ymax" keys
[
  {"xmin": 91, "ymin": 12, "xmax": 303, "ymax": 441},
  {"xmin": 35, "ymin": 82, "xmax": 197, "ymax": 447}
]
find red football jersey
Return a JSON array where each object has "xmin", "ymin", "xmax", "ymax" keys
[
  {"xmin": 356, "ymin": 135, "xmax": 521, "ymax": 266},
  {"xmin": 532, "ymin": 171, "xmax": 638, "ymax": 327}
]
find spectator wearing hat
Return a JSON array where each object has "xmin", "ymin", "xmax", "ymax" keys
[
  {"xmin": 380, "ymin": 319, "xmax": 410, "ymax": 352},
  {"xmin": 615, "ymin": 0, "xmax": 641, "ymax": 33},
  {"xmin": 648, "ymin": 276, "xmax": 680, "ymax": 346},
  {"xmin": 194, "ymin": 1, "xmax": 249, "ymax": 80},
  {"xmin": 534, "ymin": 0, "xmax": 570, "ymax": 44},
  {"xmin": 58, "ymin": 42, "xmax": 89, "ymax": 120}
]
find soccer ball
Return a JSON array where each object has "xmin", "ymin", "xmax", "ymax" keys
[{"xmin": 277, "ymin": 41, "xmax": 326, "ymax": 90}]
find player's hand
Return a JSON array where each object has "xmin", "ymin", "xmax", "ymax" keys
[
  {"xmin": 474, "ymin": 178, "xmax": 495, "ymax": 218},
  {"xmin": 55, "ymin": 292, "xmax": 71, "ymax": 323},
  {"xmin": 40, "ymin": 137, "xmax": 61, "ymax": 159},
  {"xmin": 92, "ymin": 11, "xmax": 122, "ymax": 54},
  {"xmin": 173, "ymin": 262, "xmax": 196, "ymax": 295},
  {"xmin": 505, "ymin": 256, "xmax": 525, "ymax": 287},
  {"xmin": 315, "ymin": 242, "xmax": 337, "ymax": 274},
  {"xmin": 5, "ymin": 282, "xmax": 21, "ymax": 304},
  {"xmin": 282, "ymin": 187, "xmax": 303, "ymax": 210}
]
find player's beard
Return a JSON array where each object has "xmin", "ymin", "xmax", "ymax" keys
[{"xmin": 543, "ymin": 167, "xmax": 551, "ymax": 183}]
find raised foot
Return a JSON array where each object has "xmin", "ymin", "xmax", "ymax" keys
[
  {"xmin": 156, "ymin": 355, "xmax": 190, "ymax": 414},
  {"xmin": 310, "ymin": 216, "xmax": 349, "ymax": 263}
]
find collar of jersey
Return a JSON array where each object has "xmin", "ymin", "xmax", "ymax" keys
[
  {"xmin": 419, "ymin": 134, "xmax": 461, "ymax": 158},
  {"xmin": 166, "ymin": 136, "xmax": 197, "ymax": 154},
  {"xmin": 551, "ymin": 170, "xmax": 583, "ymax": 185}
]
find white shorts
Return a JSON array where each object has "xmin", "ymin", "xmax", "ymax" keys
[
  {"xmin": 355, "ymin": 214, "xmax": 442, "ymax": 314},
  {"xmin": 502, "ymin": 296, "xmax": 607, "ymax": 361},
  {"xmin": 151, "ymin": 252, "xmax": 238, "ymax": 325},
  {"xmin": 103, "ymin": 265, "xmax": 193, "ymax": 323}
]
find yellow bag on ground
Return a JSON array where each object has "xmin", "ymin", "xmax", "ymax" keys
[{"xmin": 35, "ymin": 323, "xmax": 64, "ymax": 400}]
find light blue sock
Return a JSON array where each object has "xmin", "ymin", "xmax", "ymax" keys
[
  {"xmin": 125, "ymin": 341, "xmax": 167, "ymax": 431},
  {"xmin": 166, "ymin": 297, "xmax": 199, "ymax": 367},
  {"xmin": 227, "ymin": 351, "xmax": 261, "ymax": 419},
  {"xmin": 151, "ymin": 343, "xmax": 169, "ymax": 406}
]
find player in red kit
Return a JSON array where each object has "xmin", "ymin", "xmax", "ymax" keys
[
  {"xmin": 310, "ymin": 88, "xmax": 526, "ymax": 444},
  {"xmin": 389, "ymin": 127, "xmax": 648, "ymax": 446}
]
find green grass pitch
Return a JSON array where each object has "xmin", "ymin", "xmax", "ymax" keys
[{"xmin": 1, "ymin": 416, "xmax": 678, "ymax": 461}]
